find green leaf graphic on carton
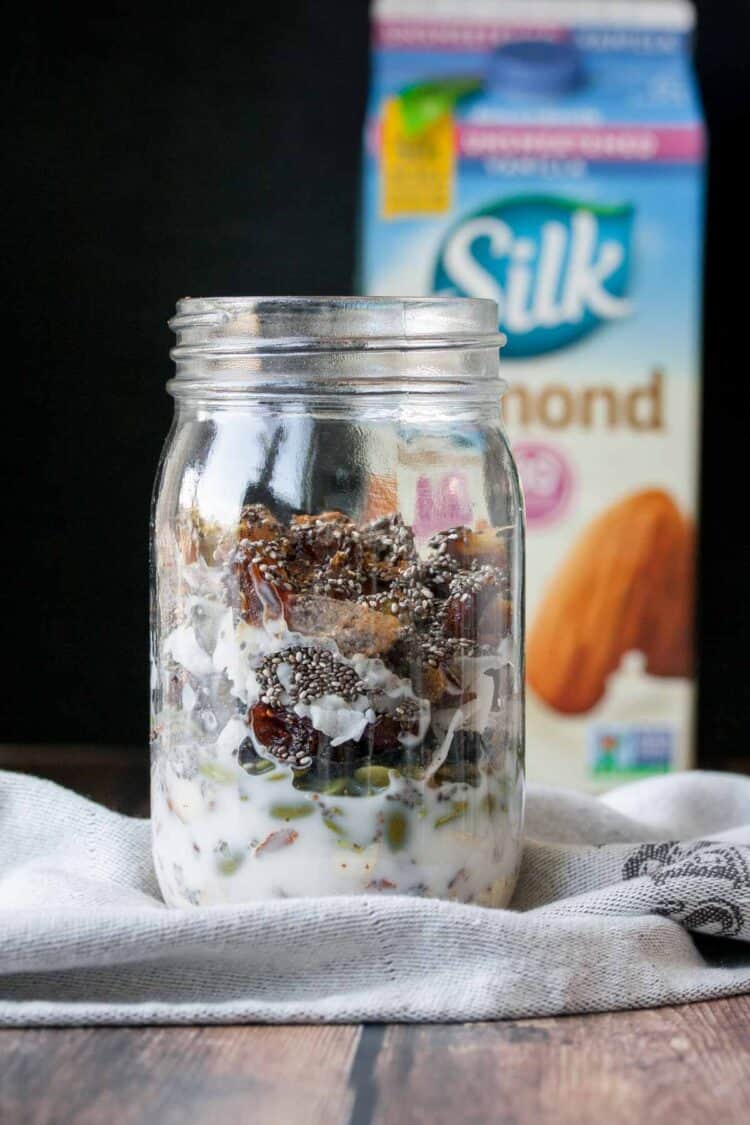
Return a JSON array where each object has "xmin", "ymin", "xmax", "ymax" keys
[{"xmin": 397, "ymin": 78, "xmax": 482, "ymax": 137}]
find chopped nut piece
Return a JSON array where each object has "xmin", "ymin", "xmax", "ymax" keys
[
  {"xmin": 291, "ymin": 509, "xmax": 355, "ymax": 528},
  {"xmin": 477, "ymin": 593, "xmax": 512, "ymax": 647},
  {"xmin": 177, "ymin": 508, "xmax": 235, "ymax": 565},
  {"xmin": 254, "ymin": 828, "xmax": 299, "ymax": 858},
  {"xmin": 429, "ymin": 526, "xmax": 508, "ymax": 567},
  {"xmin": 418, "ymin": 663, "xmax": 461, "ymax": 705},
  {"xmin": 238, "ymin": 503, "xmax": 285, "ymax": 543},
  {"xmin": 286, "ymin": 595, "xmax": 401, "ymax": 657}
]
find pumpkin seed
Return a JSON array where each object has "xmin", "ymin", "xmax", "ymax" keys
[
  {"xmin": 321, "ymin": 777, "xmax": 350, "ymax": 796},
  {"xmin": 385, "ymin": 808, "xmax": 409, "ymax": 852},
  {"xmin": 354, "ymin": 765, "xmax": 391, "ymax": 791},
  {"xmin": 241, "ymin": 757, "xmax": 274, "ymax": 776},
  {"xmin": 480, "ymin": 793, "xmax": 498, "ymax": 816},
  {"xmin": 199, "ymin": 762, "xmax": 235, "ymax": 784},
  {"xmin": 270, "ymin": 802, "xmax": 315, "ymax": 821},
  {"xmin": 217, "ymin": 853, "xmax": 244, "ymax": 875},
  {"xmin": 434, "ymin": 801, "xmax": 468, "ymax": 829}
]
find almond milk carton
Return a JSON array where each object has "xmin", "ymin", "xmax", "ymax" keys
[{"xmin": 360, "ymin": 0, "xmax": 705, "ymax": 789}]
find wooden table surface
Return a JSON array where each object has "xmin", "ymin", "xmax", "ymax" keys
[{"xmin": 1, "ymin": 747, "xmax": 749, "ymax": 1125}]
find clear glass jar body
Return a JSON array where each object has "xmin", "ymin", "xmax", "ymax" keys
[{"xmin": 151, "ymin": 298, "xmax": 524, "ymax": 907}]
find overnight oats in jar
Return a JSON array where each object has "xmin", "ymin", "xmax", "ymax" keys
[{"xmin": 150, "ymin": 297, "xmax": 524, "ymax": 907}]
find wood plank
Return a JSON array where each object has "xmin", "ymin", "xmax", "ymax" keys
[
  {"xmin": 365, "ymin": 996, "xmax": 750, "ymax": 1125},
  {"xmin": 0, "ymin": 1025, "xmax": 361, "ymax": 1125},
  {"xmin": 2, "ymin": 1001, "xmax": 749, "ymax": 1125}
]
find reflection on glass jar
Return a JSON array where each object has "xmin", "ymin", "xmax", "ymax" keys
[{"xmin": 150, "ymin": 297, "xmax": 524, "ymax": 907}]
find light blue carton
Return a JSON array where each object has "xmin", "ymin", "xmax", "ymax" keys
[{"xmin": 360, "ymin": 0, "xmax": 706, "ymax": 790}]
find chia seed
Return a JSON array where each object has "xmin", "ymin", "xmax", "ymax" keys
[{"xmin": 254, "ymin": 646, "xmax": 368, "ymax": 708}]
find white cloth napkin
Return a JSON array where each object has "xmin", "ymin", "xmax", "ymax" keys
[{"xmin": 1, "ymin": 768, "xmax": 749, "ymax": 1026}]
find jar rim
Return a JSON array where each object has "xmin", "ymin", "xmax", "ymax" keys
[{"xmin": 169, "ymin": 296, "xmax": 505, "ymax": 356}]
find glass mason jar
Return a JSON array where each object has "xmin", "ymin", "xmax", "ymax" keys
[{"xmin": 150, "ymin": 297, "xmax": 524, "ymax": 908}]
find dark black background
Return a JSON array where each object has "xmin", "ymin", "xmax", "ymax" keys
[{"xmin": 2, "ymin": 3, "xmax": 749, "ymax": 759}]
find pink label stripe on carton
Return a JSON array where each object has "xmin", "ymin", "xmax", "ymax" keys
[
  {"xmin": 457, "ymin": 124, "xmax": 705, "ymax": 163},
  {"xmin": 374, "ymin": 20, "xmax": 569, "ymax": 50},
  {"xmin": 367, "ymin": 121, "xmax": 705, "ymax": 165}
]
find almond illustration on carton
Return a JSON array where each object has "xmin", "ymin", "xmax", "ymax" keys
[{"xmin": 527, "ymin": 489, "xmax": 694, "ymax": 714}]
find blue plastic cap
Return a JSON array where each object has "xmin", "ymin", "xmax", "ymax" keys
[{"xmin": 487, "ymin": 40, "xmax": 585, "ymax": 97}]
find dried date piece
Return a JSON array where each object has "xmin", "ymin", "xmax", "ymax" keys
[
  {"xmin": 364, "ymin": 706, "xmax": 421, "ymax": 754},
  {"xmin": 360, "ymin": 513, "xmax": 418, "ymax": 585},
  {"xmin": 357, "ymin": 572, "xmax": 435, "ymax": 627},
  {"xmin": 234, "ymin": 561, "xmax": 291, "ymax": 627},
  {"xmin": 441, "ymin": 566, "xmax": 509, "ymax": 646},
  {"xmin": 262, "ymin": 511, "xmax": 363, "ymax": 597},
  {"xmin": 292, "ymin": 511, "xmax": 359, "ymax": 557},
  {"xmin": 420, "ymin": 554, "xmax": 460, "ymax": 597},
  {"xmin": 248, "ymin": 703, "xmax": 319, "ymax": 768}
]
